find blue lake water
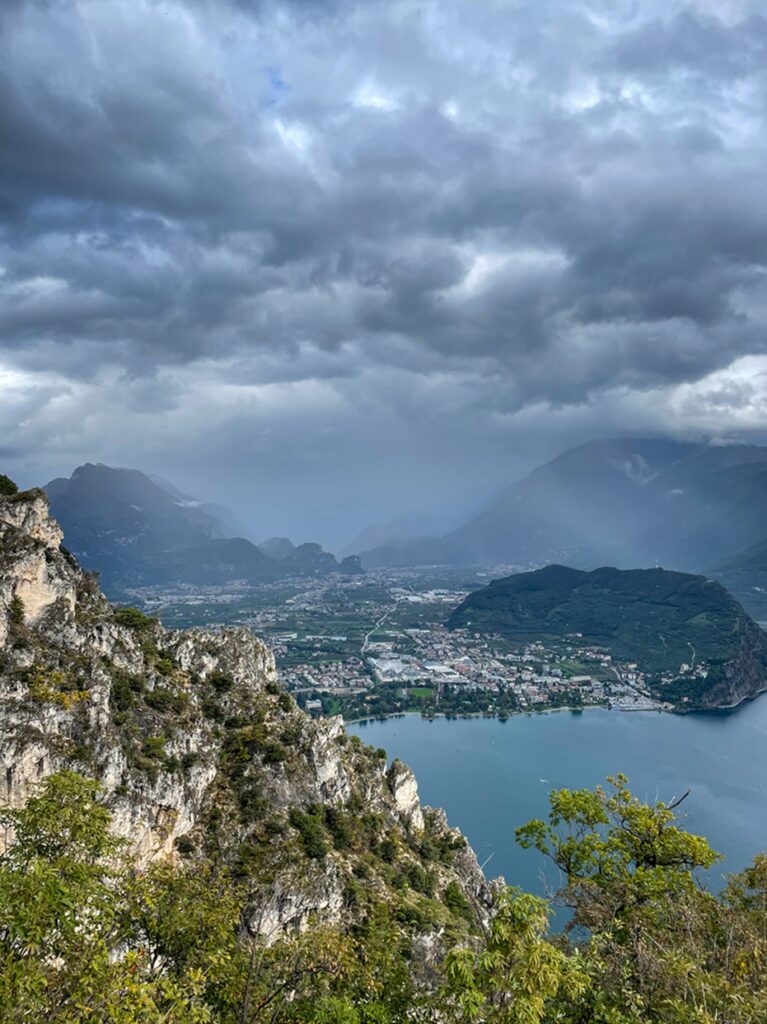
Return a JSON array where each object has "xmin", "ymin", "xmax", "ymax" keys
[{"xmin": 350, "ymin": 701, "xmax": 767, "ymax": 897}]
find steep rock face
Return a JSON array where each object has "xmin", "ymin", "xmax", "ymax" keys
[
  {"xmin": 0, "ymin": 488, "xmax": 497, "ymax": 939},
  {"xmin": 691, "ymin": 621, "xmax": 767, "ymax": 710}
]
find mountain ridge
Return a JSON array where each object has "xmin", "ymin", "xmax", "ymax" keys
[
  {"xmin": 44, "ymin": 463, "xmax": 358, "ymax": 595},
  {"xmin": 447, "ymin": 563, "xmax": 767, "ymax": 710},
  {"xmin": 361, "ymin": 437, "xmax": 767, "ymax": 617}
]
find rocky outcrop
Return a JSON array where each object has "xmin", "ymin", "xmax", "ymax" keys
[
  {"xmin": 387, "ymin": 759, "xmax": 425, "ymax": 830},
  {"xmin": 687, "ymin": 620, "xmax": 767, "ymax": 710},
  {"xmin": 0, "ymin": 487, "xmax": 497, "ymax": 941}
]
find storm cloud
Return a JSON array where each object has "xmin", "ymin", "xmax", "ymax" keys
[{"xmin": 2, "ymin": 0, "xmax": 767, "ymax": 545}]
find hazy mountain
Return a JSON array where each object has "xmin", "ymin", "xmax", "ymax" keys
[
  {"xmin": 45, "ymin": 464, "xmax": 350, "ymax": 594},
  {"xmin": 362, "ymin": 438, "xmax": 767, "ymax": 616},
  {"xmin": 339, "ymin": 513, "xmax": 437, "ymax": 559},
  {"xmin": 447, "ymin": 564, "xmax": 767, "ymax": 710},
  {"xmin": 258, "ymin": 536, "xmax": 297, "ymax": 561},
  {"xmin": 45, "ymin": 463, "xmax": 229, "ymax": 590},
  {"xmin": 146, "ymin": 537, "xmax": 280, "ymax": 586}
]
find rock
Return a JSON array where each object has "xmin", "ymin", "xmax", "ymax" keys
[
  {"xmin": 0, "ymin": 487, "xmax": 498, "ymax": 941},
  {"xmin": 387, "ymin": 759, "xmax": 424, "ymax": 831}
]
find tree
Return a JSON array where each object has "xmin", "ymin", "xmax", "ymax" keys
[
  {"xmin": 515, "ymin": 775, "xmax": 767, "ymax": 1023},
  {"xmin": 0, "ymin": 474, "xmax": 18, "ymax": 497},
  {"xmin": 0, "ymin": 773, "xmax": 216, "ymax": 1022},
  {"xmin": 442, "ymin": 888, "xmax": 587, "ymax": 1024}
]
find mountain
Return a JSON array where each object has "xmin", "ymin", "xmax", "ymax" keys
[
  {"xmin": 258, "ymin": 537, "xmax": 341, "ymax": 573},
  {"xmin": 362, "ymin": 438, "xmax": 767, "ymax": 616},
  {"xmin": 258, "ymin": 536, "xmax": 297, "ymax": 560},
  {"xmin": 447, "ymin": 564, "xmax": 767, "ymax": 709},
  {"xmin": 45, "ymin": 464, "xmax": 352, "ymax": 594},
  {"xmin": 0, "ymin": 483, "xmax": 494, "ymax": 943},
  {"xmin": 146, "ymin": 536, "xmax": 280, "ymax": 586},
  {"xmin": 339, "ymin": 513, "xmax": 436, "ymax": 559},
  {"xmin": 149, "ymin": 473, "xmax": 254, "ymax": 539}
]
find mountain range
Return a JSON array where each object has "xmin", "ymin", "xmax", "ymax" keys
[
  {"xmin": 44, "ymin": 463, "xmax": 361, "ymax": 596},
  {"xmin": 361, "ymin": 438, "xmax": 767, "ymax": 618}
]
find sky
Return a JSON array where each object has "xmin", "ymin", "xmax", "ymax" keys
[{"xmin": 2, "ymin": 0, "xmax": 767, "ymax": 549}]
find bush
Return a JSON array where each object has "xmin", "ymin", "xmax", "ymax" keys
[
  {"xmin": 405, "ymin": 862, "xmax": 435, "ymax": 897},
  {"xmin": 289, "ymin": 809, "xmax": 330, "ymax": 859},
  {"xmin": 141, "ymin": 736, "xmax": 166, "ymax": 760},
  {"xmin": 0, "ymin": 474, "xmax": 18, "ymax": 496},
  {"xmin": 324, "ymin": 806, "xmax": 354, "ymax": 850},
  {"xmin": 8, "ymin": 595, "xmax": 24, "ymax": 629},
  {"xmin": 443, "ymin": 880, "xmax": 471, "ymax": 919},
  {"xmin": 202, "ymin": 697, "xmax": 225, "ymax": 722},
  {"xmin": 114, "ymin": 607, "xmax": 155, "ymax": 631},
  {"xmin": 111, "ymin": 676, "xmax": 135, "ymax": 712},
  {"xmin": 174, "ymin": 834, "xmax": 195, "ymax": 857},
  {"xmin": 144, "ymin": 687, "xmax": 187, "ymax": 714},
  {"xmin": 262, "ymin": 741, "xmax": 286, "ymax": 764},
  {"xmin": 208, "ymin": 672, "xmax": 233, "ymax": 694}
]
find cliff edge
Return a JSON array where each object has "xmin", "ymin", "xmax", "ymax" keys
[{"xmin": 0, "ymin": 487, "xmax": 497, "ymax": 942}]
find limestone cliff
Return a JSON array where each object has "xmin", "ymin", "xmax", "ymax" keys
[{"xmin": 0, "ymin": 487, "xmax": 497, "ymax": 941}]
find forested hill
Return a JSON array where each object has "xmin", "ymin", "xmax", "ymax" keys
[{"xmin": 447, "ymin": 565, "xmax": 767, "ymax": 709}]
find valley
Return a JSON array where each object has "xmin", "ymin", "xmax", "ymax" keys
[{"xmin": 139, "ymin": 566, "xmax": 705, "ymax": 721}]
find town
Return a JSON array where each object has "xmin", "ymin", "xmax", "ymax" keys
[{"xmin": 136, "ymin": 567, "xmax": 715, "ymax": 721}]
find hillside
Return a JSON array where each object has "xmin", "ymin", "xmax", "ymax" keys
[
  {"xmin": 0, "ymin": 485, "xmax": 494, "ymax": 944},
  {"xmin": 447, "ymin": 565, "xmax": 767, "ymax": 709},
  {"xmin": 362, "ymin": 438, "xmax": 767, "ymax": 617}
]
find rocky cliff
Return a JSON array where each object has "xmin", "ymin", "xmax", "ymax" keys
[{"xmin": 0, "ymin": 486, "xmax": 496, "ymax": 942}]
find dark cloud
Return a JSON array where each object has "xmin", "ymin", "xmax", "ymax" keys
[{"xmin": 1, "ymin": 0, "xmax": 767, "ymax": 544}]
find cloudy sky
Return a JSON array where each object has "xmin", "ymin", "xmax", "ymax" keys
[{"xmin": 2, "ymin": 0, "xmax": 767, "ymax": 547}]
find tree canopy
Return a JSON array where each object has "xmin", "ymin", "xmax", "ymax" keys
[{"xmin": 1, "ymin": 772, "xmax": 766, "ymax": 1023}]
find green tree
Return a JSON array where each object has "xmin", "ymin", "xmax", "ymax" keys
[
  {"xmin": 0, "ymin": 773, "xmax": 216, "ymax": 1022},
  {"xmin": 515, "ymin": 775, "xmax": 767, "ymax": 1023},
  {"xmin": 442, "ymin": 888, "xmax": 587, "ymax": 1024},
  {"xmin": 0, "ymin": 474, "xmax": 18, "ymax": 496}
]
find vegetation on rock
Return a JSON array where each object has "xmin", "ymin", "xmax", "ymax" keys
[
  {"xmin": 3, "ymin": 771, "xmax": 767, "ymax": 1022},
  {"xmin": 0, "ymin": 474, "xmax": 18, "ymax": 497}
]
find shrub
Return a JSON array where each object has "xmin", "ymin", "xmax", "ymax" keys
[
  {"xmin": 174, "ymin": 834, "xmax": 195, "ymax": 857},
  {"xmin": 111, "ymin": 676, "xmax": 135, "ymax": 712},
  {"xmin": 289, "ymin": 809, "xmax": 329, "ymax": 859},
  {"xmin": 208, "ymin": 672, "xmax": 233, "ymax": 694},
  {"xmin": 324, "ymin": 807, "xmax": 354, "ymax": 850},
  {"xmin": 405, "ymin": 862, "xmax": 435, "ymax": 897},
  {"xmin": 0, "ymin": 474, "xmax": 18, "ymax": 496},
  {"xmin": 8, "ymin": 595, "xmax": 24, "ymax": 629},
  {"xmin": 114, "ymin": 607, "xmax": 155, "ymax": 631},
  {"xmin": 141, "ymin": 736, "xmax": 166, "ymax": 760},
  {"xmin": 202, "ymin": 697, "xmax": 225, "ymax": 722},
  {"xmin": 145, "ymin": 687, "xmax": 187, "ymax": 714},
  {"xmin": 262, "ymin": 741, "xmax": 286, "ymax": 764},
  {"xmin": 443, "ymin": 880, "xmax": 471, "ymax": 919}
]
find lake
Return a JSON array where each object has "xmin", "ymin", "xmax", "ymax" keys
[{"xmin": 350, "ymin": 701, "xmax": 767, "ymax": 898}]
